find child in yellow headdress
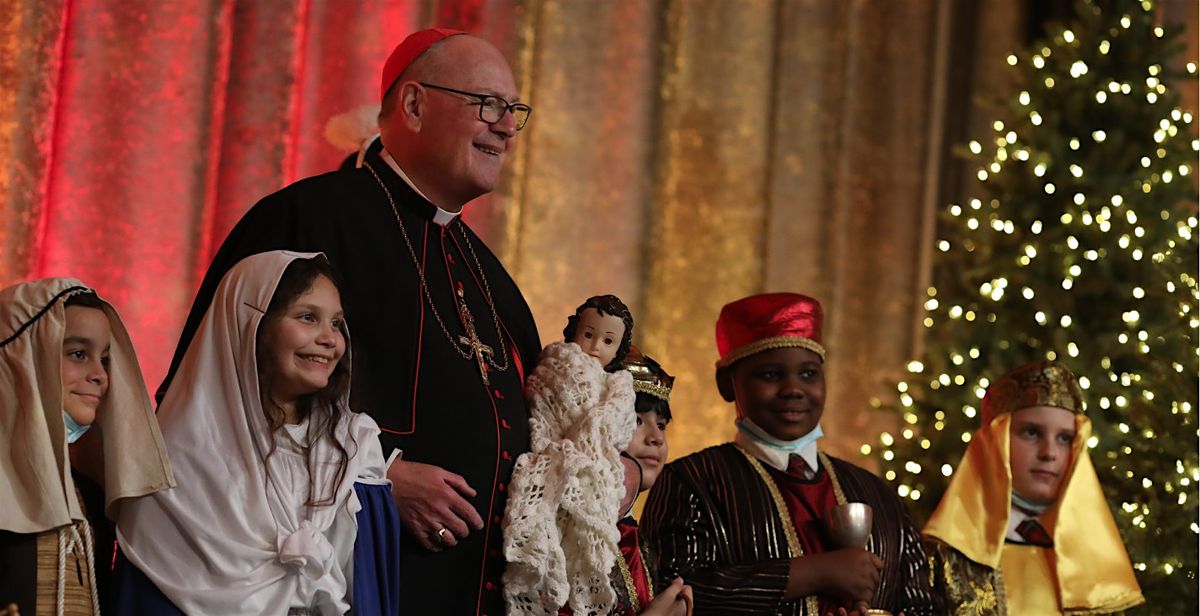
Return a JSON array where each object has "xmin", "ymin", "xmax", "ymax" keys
[{"xmin": 924, "ymin": 361, "xmax": 1144, "ymax": 614}]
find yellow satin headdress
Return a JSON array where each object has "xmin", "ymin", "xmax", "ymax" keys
[{"xmin": 924, "ymin": 362, "xmax": 1144, "ymax": 613}]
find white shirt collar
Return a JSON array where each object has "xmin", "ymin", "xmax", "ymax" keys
[
  {"xmin": 379, "ymin": 149, "xmax": 460, "ymax": 226},
  {"xmin": 1006, "ymin": 505, "xmax": 1037, "ymax": 543},
  {"xmin": 733, "ymin": 419, "xmax": 821, "ymax": 477}
]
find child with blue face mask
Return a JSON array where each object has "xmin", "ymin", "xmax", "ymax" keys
[
  {"xmin": 640, "ymin": 293, "xmax": 941, "ymax": 616},
  {"xmin": 60, "ymin": 293, "xmax": 111, "ymax": 444},
  {"xmin": 0, "ymin": 280, "xmax": 174, "ymax": 616}
]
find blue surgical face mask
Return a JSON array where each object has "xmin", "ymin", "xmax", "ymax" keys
[
  {"xmin": 1011, "ymin": 490, "xmax": 1052, "ymax": 515},
  {"xmin": 63, "ymin": 411, "xmax": 92, "ymax": 444},
  {"xmin": 736, "ymin": 417, "xmax": 824, "ymax": 453}
]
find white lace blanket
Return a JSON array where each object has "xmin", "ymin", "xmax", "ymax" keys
[{"xmin": 502, "ymin": 342, "xmax": 636, "ymax": 615}]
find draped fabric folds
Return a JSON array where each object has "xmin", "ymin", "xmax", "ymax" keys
[
  {"xmin": 350, "ymin": 482, "xmax": 402, "ymax": 616},
  {"xmin": 501, "ymin": 0, "xmax": 1031, "ymax": 460},
  {"xmin": 111, "ymin": 483, "xmax": 400, "ymax": 615},
  {"xmin": 0, "ymin": 0, "xmax": 421, "ymax": 398},
  {"xmin": 9, "ymin": 0, "xmax": 1189, "ymax": 460}
]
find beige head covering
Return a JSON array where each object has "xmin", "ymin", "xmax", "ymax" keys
[{"xmin": 0, "ymin": 278, "xmax": 174, "ymax": 534}]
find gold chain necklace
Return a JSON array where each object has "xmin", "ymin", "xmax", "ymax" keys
[{"xmin": 363, "ymin": 162, "xmax": 510, "ymax": 381}]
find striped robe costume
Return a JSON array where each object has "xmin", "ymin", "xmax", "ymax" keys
[{"xmin": 641, "ymin": 443, "xmax": 943, "ymax": 615}]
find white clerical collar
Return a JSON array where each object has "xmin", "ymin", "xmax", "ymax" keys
[
  {"xmin": 733, "ymin": 418, "xmax": 822, "ymax": 475},
  {"xmin": 379, "ymin": 149, "xmax": 460, "ymax": 226}
]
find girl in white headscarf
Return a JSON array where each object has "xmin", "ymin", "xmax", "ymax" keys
[
  {"xmin": 115, "ymin": 251, "xmax": 399, "ymax": 615},
  {"xmin": 0, "ymin": 279, "xmax": 175, "ymax": 616}
]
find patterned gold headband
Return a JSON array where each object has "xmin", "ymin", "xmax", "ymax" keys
[{"xmin": 981, "ymin": 360, "xmax": 1084, "ymax": 423}]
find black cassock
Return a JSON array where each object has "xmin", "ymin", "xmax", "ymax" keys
[{"xmin": 161, "ymin": 150, "xmax": 540, "ymax": 615}]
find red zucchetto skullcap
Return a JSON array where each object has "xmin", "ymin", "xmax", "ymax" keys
[
  {"xmin": 380, "ymin": 28, "xmax": 468, "ymax": 99},
  {"xmin": 715, "ymin": 293, "xmax": 826, "ymax": 368}
]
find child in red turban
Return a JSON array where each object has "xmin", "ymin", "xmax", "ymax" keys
[{"xmin": 641, "ymin": 293, "xmax": 941, "ymax": 615}]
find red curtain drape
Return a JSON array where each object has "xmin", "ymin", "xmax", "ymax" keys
[{"xmin": 0, "ymin": 0, "xmax": 514, "ymax": 391}]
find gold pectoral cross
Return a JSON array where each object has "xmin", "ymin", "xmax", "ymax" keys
[{"xmin": 457, "ymin": 292, "xmax": 494, "ymax": 385}]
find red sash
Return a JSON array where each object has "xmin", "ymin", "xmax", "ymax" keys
[
  {"xmin": 617, "ymin": 518, "xmax": 654, "ymax": 613},
  {"xmin": 765, "ymin": 463, "xmax": 848, "ymax": 614}
]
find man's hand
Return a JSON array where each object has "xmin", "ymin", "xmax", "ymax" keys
[
  {"xmin": 387, "ymin": 459, "xmax": 484, "ymax": 551},
  {"xmin": 786, "ymin": 548, "xmax": 883, "ymax": 604},
  {"xmin": 640, "ymin": 577, "xmax": 693, "ymax": 616}
]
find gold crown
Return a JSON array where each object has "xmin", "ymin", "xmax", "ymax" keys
[
  {"xmin": 632, "ymin": 378, "xmax": 673, "ymax": 402},
  {"xmin": 623, "ymin": 346, "xmax": 673, "ymax": 402}
]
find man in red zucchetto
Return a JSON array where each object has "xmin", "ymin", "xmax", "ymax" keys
[{"xmin": 640, "ymin": 293, "xmax": 942, "ymax": 615}]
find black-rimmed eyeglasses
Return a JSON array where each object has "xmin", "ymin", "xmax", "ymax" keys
[{"xmin": 419, "ymin": 82, "xmax": 532, "ymax": 131}]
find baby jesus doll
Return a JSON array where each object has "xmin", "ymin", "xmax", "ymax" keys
[{"xmin": 503, "ymin": 295, "xmax": 637, "ymax": 615}]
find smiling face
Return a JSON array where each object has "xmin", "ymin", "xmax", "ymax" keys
[
  {"xmin": 384, "ymin": 36, "xmax": 520, "ymax": 210},
  {"xmin": 258, "ymin": 275, "xmax": 346, "ymax": 416},
  {"xmin": 1009, "ymin": 405, "xmax": 1077, "ymax": 504},
  {"xmin": 726, "ymin": 347, "xmax": 825, "ymax": 442},
  {"xmin": 61, "ymin": 306, "xmax": 111, "ymax": 426},
  {"xmin": 626, "ymin": 409, "xmax": 669, "ymax": 492},
  {"xmin": 572, "ymin": 308, "xmax": 626, "ymax": 367}
]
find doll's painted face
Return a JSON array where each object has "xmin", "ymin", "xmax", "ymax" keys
[
  {"xmin": 258, "ymin": 275, "xmax": 346, "ymax": 412},
  {"xmin": 727, "ymin": 347, "xmax": 825, "ymax": 441},
  {"xmin": 572, "ymin": 308, "xmax": 626, "ymax": 367},
  {"xmin": 61, "ymin": 306, "xmax": 111, "ymax": 426},
  {"xmin": 1009, "ymin": 405, "xmax": 1077, "ymax": 504}
]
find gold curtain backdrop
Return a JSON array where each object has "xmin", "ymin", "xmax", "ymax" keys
[
  {"xmin": 1, "ymin": 0, "xmax": 1195, "ymax": 464},
  {"xmin": 497, "ymin": 0, "xmax": 1025, "ymax": 462}
]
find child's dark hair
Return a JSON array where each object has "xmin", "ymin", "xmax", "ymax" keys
[
  {"xmin": 561, "ymin": 294, "xmax": 634, "ymax": 371},
  {"xmin": 634, "ymin": 392, "xmax": 671, "ymax": 423},
  {"xmin": 65, "ymin": 291, "xmax": 105, "ymax": 310},
  {"xmin": 256, "ymin": 257, "xmax": 353, "ymax": 508}
]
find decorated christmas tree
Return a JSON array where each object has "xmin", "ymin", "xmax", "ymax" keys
[{"xmin": 868, "ymin": 0, "xmax": 1198, "ymax": 610}]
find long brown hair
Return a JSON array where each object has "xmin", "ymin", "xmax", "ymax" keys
[{"xmin": 255, "ymin": 257, "xmax": 354, "ymax": 508}]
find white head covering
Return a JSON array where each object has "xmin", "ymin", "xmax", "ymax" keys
[
  {"xmin": 117, "ymin": 251, "xmax": 386, "ymax": 615},
  {"xmin": 0, "ymin": 278, "xmax": 174, "ymax": 533}
]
